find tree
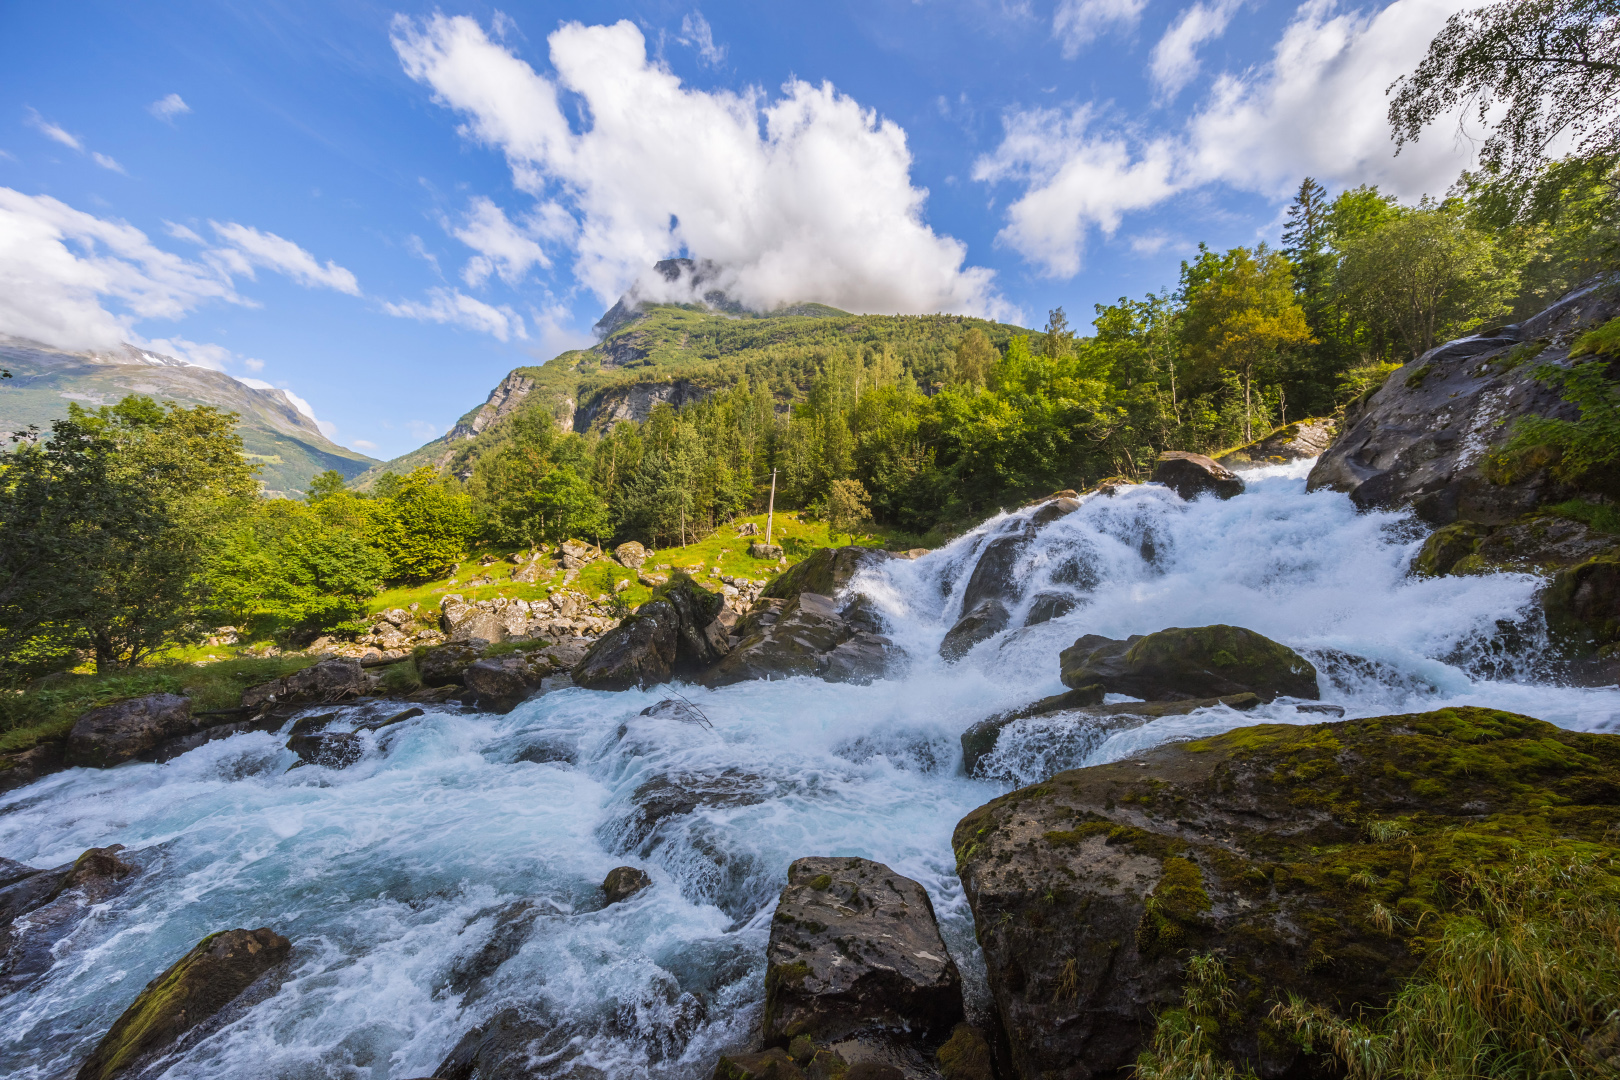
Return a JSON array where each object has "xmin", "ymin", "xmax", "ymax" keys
[
  {"xmin": 525, "ymin": 464, "xmax": 611, "ymax": 546},
  {"xmin": 824, "ymin": 478, "xmax": 872, "ymax": 542},
  {"xmin": 955, "ymin": 328, "xmax": 996, "ymax": 388},
  {"xmin": 1391, "ymin": 0, "xmax": 1620, "ymax": 182},
  {"xmin": 373, "ymin": 467, "xmax": 474, "ymax": 582},
  {"xmin": 305, "ymin": 469, "xmax": 349, "ymax": 502},
  {"xmin": 1180, "ymin": 246, "xmax": 1315, "ymax": 442},
  {"xmin": 1335, "ymin": 206, "xmax": 1521, "ymax": 360}
]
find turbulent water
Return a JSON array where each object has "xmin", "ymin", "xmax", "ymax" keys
[{"xmin": 4, "ymin": 460, "xmax": 1618, "ymax": 1079}]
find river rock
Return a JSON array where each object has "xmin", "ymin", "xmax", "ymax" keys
[
  {"xmin": 701, "ymin": 592, "xmax": 900, "ymax": 688},
  {"xmin": 938, "ymin": 599, "xmax": 1010, "ymax": 662},
  {"xmin": 1153, "ymin": 451, "xmax": 1245, "ymax": 500},
  {"xmin": 602, "ymin": 866, "xmax": 652, "ymax": 905},
  {"xmin": 285, "ymin": 732, "xmax": 363, "ymax": 769},
  {"xmin": 559, "ymin": 539, "xmax": 599, "ymax": 570},
  {"xmin": 76, "ymin": 927, "xmax": 290, "ymax": 1080},
  {"xmin": 0, "ymin": 740, "xmax": 65, "ymax": 795},
  {"xmin": 1543, "ymin": 549, "xmax": 1620, "ymax": 652},
  {"xmin": 765, "ymin": 857, "xmax": 964, "ymax": 1049},
  {"xmin": 462, "ymin": 651, "xmax": 557, "ymax": 709},
  {"xmin": 1059, "ymin": 626, "xmax": 1318, "ymax": 701},
  {"xmin": 960, "ymin": 691, "xmax": 1260, "ymax": 777},
  {"xmin": 953, "ymin": 706, "xmax": 1620, "ymax": 1079},
  {"xmin": 1413, "ymin": 513, "xmax": 1615, "ymax": 577},
  {"xmin": 65, "ymin": 694, "xmax": 194, "ymax": 769},
  {"xmin": 1308, "ymin": 277, "xmax": 1620, "ymax": 524},
  {"xmin": 241, "ymin": 658, "xmax": 366, "ymax": 710},
  {"xmin": 572, "ymin": 580, "xmax": 729, "ymax": 690},
  {"xmin": 1215, "ymin": 418, "xmax": 1337, "ymax": 470},
  {"xmin": 615, "ymin": 541, "xmax": 649, "ymax": 568},
  {"xmin": 2, "ymin": 846, "xmax": 140, "ymax": 998},
  {"xmin": 762, "ymin": 546, "xmax": 894, "ymax": 601},
  {"xmin": 418, "ymin": 642, "xmax": 483, "ymax": 686}
]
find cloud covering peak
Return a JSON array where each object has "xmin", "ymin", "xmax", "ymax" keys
[{"xmin": 392, "ymin": 15, "xmax": 1014, "ymax": 321}]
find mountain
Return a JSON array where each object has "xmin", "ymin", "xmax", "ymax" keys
[
  {"xmin": 352, "ymin": 282, "xmax": 1030, "ymax": 487},
  {"xmin": 0, "ymin": 337, "xmax": 378, "ymax": 497}
]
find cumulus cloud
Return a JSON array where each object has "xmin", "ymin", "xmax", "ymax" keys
[
  {"xmin": 208, "ymin": 222, "xmax": 361, "ymax": 294},
  {"xmin": 678, "ymin": 11, "xmax": 726, "ymax": 66},
  {"xmin": 452, "ymin": 196, "xmax": 550, "ymax": 286},
  {"xmin": 976, "ymin": 0, "xmax": 1490, "ymax": 276},
  {"xmin": 149, "ymin": 93, "xmax": 191, "ymax": 121},
  {"xmin": 392, "ymin": 14, "xmax": 1012, "ymax": 319},
  {"xmin": 26, "ymin": 109, "xmax": 81, "ymax": 150},
  {"xmin": 0, "ymin": 187, "xmax": 245, "ymax": 350},
  {"xmin": 1053, "ymin": 0, "xmax": 1148, "ymax": 57},
  {"xmin": 383, "ymin": 287, "xmax": 527, "ymax": 341},
  {"xmin": 1150, "ymin": 0, "xmax": 1242, "ymax": 101}
]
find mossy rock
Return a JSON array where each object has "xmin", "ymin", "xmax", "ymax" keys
[
  {"xmin": 761, "ymin": 546, "xmax": 892, "ymax": 601},
  {"xmin": 952, "ymin": 707, "xmax": 1620, "ymax": 1080},
  {"xmin": 1059, "ymin": 625, "xmax": 1317, "ymax": 701},
  {"xmin": 78, "ymin": 927, "xmax": 290, "ymax": 1080},
  {"xmin": 1412, "ymin": 520, "xmax": 1492, "ymax": 576},
  {"xmin": 1543, "ymin": 549, "xmax": 1620, "ymax": 648}
]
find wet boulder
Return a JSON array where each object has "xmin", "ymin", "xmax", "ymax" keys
[
  {"xmin": 1215, "ymin": 418, "xmax": 1337, "ymax": 470},
  {"xmin": 701, "ymin": 592, "xmax": 900, "ymax": 688},
  {"xmin": 602, "ymin": 866, "xmax": 652, "ymax": 905},
  {"xmin": 2, "ymin": 845, "xmax": 141, "ymax": 995},
  {"xmin": 1413, "ymin": 514, "xmax": 1614, "ymax": 577},
  {"xmin": 1308, "ymin": 279, "xmax": 1620, "ymax": 524},
  {"xmin": 417, "ymin": 642, "xmax": 483, "ymax": 686},
  {"xmin": 765, "ymin": 857, "xmax": 964, "ymax": 1050},
  {"xmin": 77, "ymin": 927, "xmax": 290, "ymax": 1080},
  {"xmin": 937, "ymin": 599, "xmax": 1010, "ymax": 662},
  {"xmin": 241, "ymin": 658, "xmax": 365, "ymax": 710},
  {"xmin": 1059, "ymin": 625, "xmax": 1318, "ymax": 701},
  {"xmin": 953, "ymin": 707, "xmax": 1620, "ymax": 1080},
  {"xmin": 65, "ymin": 694, "xmax": 194, "ymax": 769},
  {"xmin": 462, "ymin": 650, "xmax": 557, "ymax": 710},
  {"xmin": 1152, "ymin": 451, "xmax": 1245, "ymax": 500},
  {"xmin": 0, "ymin": 740, "xmax": 66, "ymax": 796},
  {"xmin": 284, "ymin": 732, "xmax": 363, "ymax": 769},
  {"xmin": 761, "ymin": 546, "xmax": 894, "ymax": 601},
  {"xmin": 1543, "ymin": 549, "xmax": 1620, "ymax": 652},
  {"xmin": 572, "ymin": 579, "xmax": 728, "ymax": 691}
]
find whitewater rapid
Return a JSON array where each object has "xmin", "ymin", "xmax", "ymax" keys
[{"xmin": 3, "ymin": 460, "xmax": 1616, "ymax": 1079}]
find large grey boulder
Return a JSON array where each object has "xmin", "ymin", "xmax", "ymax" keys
[
  {"xmin": 700, "ymin": 592, "xmax": 899, "ymax": 687},
  {"xmin": 2, "ymin": 846, "xmax": 139, "ymax": 997},
  {"xmin": 1059, "ymin": 625, "xmax": 1318, "ymax": 702},
  {"xmin": 417, "ymin": 642, "xmax": 483, "ymax": 686},
  {"xmin": 65, "ymin": 694, "xmax": 194, "ymax": 769},
  {"xmin": 241, "ymin": 659, "xmax": 366, "ymax": 710},
  {"xmin": 572, "ymin": 578, "xmax": 727, "ymax": 691},
  {"xmin": 937, "ymin": 599, "xmax": 1011, "ymax": 662},
  {"xmin": 1153, "ymin": 451, "xmax": 1244, "ymax": 500},
  {"xmin": 765, "ymin": 857, "xmax": 964, "ymax": 1049},
  {"xmin": 760, "ymin": 546, "xmax": 894, "ymax": 601},
  {"xmin": 1307, "ymin": 277, "xmax": 1620, "ymax": 524}
]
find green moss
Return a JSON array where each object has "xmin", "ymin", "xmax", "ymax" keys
[
  {"xmin": 1155, "ymin": 858, "xmax": 1212, "ymax": 921},
  {"xmin": 1404, "ymin": 364, "xmax": 1433, "ymax": 389},
  {"xmin": 936, "ymin": 1023, "xmax": 994, "ymax": 1080},
  {"xmin": 1044, "ymin": 821, "xmax": 1188, "ymax": 859},
  {"xmin": 1411, "ymin": 521, "xmax": 1491, "ymax": 577},
  {"xmin": 808, "ymin": 873, "xmax": 832, "ymax": 891},
  {"xmin": 1570, "ymin": 315, "xmax": 1620, "ymax": 359}
]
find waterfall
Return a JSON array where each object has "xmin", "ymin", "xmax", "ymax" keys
[{"xmin": 3, "ymin": 458, "xmax": 1615, "ymax": 1078}]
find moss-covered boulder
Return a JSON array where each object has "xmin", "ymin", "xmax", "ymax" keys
[
  {"xmin": 77, "ymin": 927, "xmax": 289, "ymax": 1080},
  {"xmin": 1543, "ymin": 549, "xmax": 1620, "ymax": 651},
  {"xmin": 952, "ymin": 708, "xmax": 1620, "ymax": 1079},
  {"xmin": 1058, "ymin": 625, "xmax": 1318, "ymax": 701},
  {"xmin": 1412, "ymin": 513, "xmax": 1614, "ymax": 577},
  {"xmin": 763, "ymin": 546, "xmax": 893, "ymax": 601}
]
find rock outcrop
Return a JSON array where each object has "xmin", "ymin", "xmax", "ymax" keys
[
  {"xmin": 1543, "ymin": 549, "xmax": 1620, "ymax": 652},
  {"xmin": 1411, "ymin": 512, "xmax": 1614, "ymax": 578},
  {"xmin": 241, "ymin": 658, "xmax": 366, "ymax": 710},
  {"xmin": 953, "ymin": 707, "xmax": 1620, "ymax": 1079},
  {"xmin": 702, "ymin": 591, "xmax": 899, "ymax": 687},
  {"xmin": 1059, "ymin": 626, "xmax": 1318, "ymax": 701},
  {"xmin": 1152, "ymin": 451, "xmax": 1245, "ymax": 500},
  {"xmin": 65, "ymin": 694, "xmax": 194, "ymax": 768},
  {"xmin": 77, "ymin": 927, "xmax": 290, "ymax": 1080},
  {"xmin": 1215, "ymin": 418, "xmax": 1337, "ymax": 470},
  {"xmin": 939, "ymin": 500, "xmax": 1081, "ymax": 661},
  {"xmin": 764, "ymin": 857, "xmax": 963, "ymax": 1060},
  {"xmin": 461, "ymin": 642, "xmax": 586, "ymax": 710},
  {"xmin": 572, "ymin": 579, "xmax": 730, "ymax": 690},
  {"xmin": 1307, "ymin": 277, "xmax": 1619, "ymax": 524},
  {"xmin": 761, "ymin": 546, "xmax": 893, "ymax": 601}
]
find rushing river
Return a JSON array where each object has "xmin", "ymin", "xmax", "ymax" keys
[{"xmin": 4, "ymin": 460, "xmax": 1618, "ymax": 1079}]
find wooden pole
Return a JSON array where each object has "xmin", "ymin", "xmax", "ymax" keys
[{"xmin": 766, "ymin": 468, "xmax": 777, "ymax": 545}]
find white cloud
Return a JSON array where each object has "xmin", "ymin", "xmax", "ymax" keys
[
  {"xmin": 91, "ymin": 151, "xmax": 126, "ymax": 174},
  {"xmin": 26, "ymin": 109, "xmax": 81, "ymax": 151},
  {"xmin": 405, "ymin": 233, "xmax": 442, "ymax": 275},
  {"xmin": 0, "ymin": 187, "xmax": 245, "ymax": 350},
  {"xmin": 451, "ymin": 196, "xmax": 550, "ymax": 286},
  {"xmin": 383, "ymin": 287, "xmax": 528, "ymax": 341},
  {"xmin": 165, "ymin": 221, "xmax": 205, "ymax": 244},
  {"xmin": 1150, "ymin": 0, "xmax": 1242, "ymax": 102},
  {"xmin": 208, "ymin": 221, "xmax": 361, "ymax": 295},
  {"xmin": 678, "ymin": 11, "xmax": 726, "ymax": 66},
  {"xmin": 352, "ymin": 438, "xmax": 378, "ymax": 451},
  {"xmin": 149, "ymin": 93, "xmax": 191, "ymax": 122},
  {"xmin": 392, "ymin": 14, "xmax": 1013, "ymax": 320},
  {"xmin": 1054, "ymin": 0, "xmax": 1148, "ymax": 57},
  {"xmin": 976, "ymin": 0, "xmax": 1490, "ymax": 277}
]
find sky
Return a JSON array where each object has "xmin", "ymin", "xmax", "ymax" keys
[{"xmin": 0, "ymin": 0, "xmax": 1490, "ymax": 460}]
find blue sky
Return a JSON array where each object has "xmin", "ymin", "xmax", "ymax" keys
[{"xmin": 0, "ymin": 0, "xmax": 1484, "ymax": 459}]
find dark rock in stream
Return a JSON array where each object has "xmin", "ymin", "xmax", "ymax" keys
[
  {"xmin": 285, "ymin": 732, "xmax": 363, "ymax": 769},
  {"xmin": 2, "ymin": 846, "xmax": 139, "ymax": 997},
  {"xmin": 937, "ymin": 599, "xmax": 1010, "ymax": 663},
  {"xmin": 764, "ymin": 857, "xmax": 964, "ymax": 1050},
  {"xmin": 703, "ymin": 592, "xmax": 900, "ymax": 687},
  {"xmin": 602, "ymin": 866, "xmax": 652, "ymax": 905},
  {"xmin": 1152, "ymin": 451, "xmax": 1244, "ymax": 500},
  {"xmin": 760, "ymin": 546, "xmax": 894, "ymax": 601},
  {"xmin": 76, "ymin": 927, "xmax": 290, "ymax": 1080},
  {"xmin": 573, "ymin": 580, "xmax": 728, "ymax": 691},
  {"xmin": 419, "ymin": 642, "xmax": 484, "ymax": 687},
  {"xmin": 241, "ymin": 658, "xmax": 366, "ymax": 709},
  {"xmin": 65, "ymin": 694, "xmax": 195, "ymax": 769},
  {"xmin": 953, "ymin": 707, "xmax": 1620, "ymax": 1079},
  {"xmin": 0, "ymin": 740, "xmax": 65, "ymax": 795},
  {"xmin": 1059, "ymin": 625, "xmax": 1318, "ymax": 701}
]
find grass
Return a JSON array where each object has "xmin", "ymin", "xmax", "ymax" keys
[
  {"xmin": 1546, "ymin": 498, "xmax": 1620, "ymax": 536},
  {"xmin": 1275, "ymin": 851, "xmax": 1620, "ymax": 1079},
  {"xmin": 0, "ymin": 654, "xmax": 314, "ymax": 753}
]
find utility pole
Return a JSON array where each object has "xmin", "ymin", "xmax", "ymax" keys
[{"xmin": 766, "ymin": 468, "xmax": 777, "ymax": 545}]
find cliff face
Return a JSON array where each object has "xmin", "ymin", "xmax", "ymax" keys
[{"xmin": 0, "ymin": 336, "xmax": 376, "ymax": 496}]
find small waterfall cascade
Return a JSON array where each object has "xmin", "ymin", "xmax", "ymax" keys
[{"xmin": 2, "ymin": 459, "xmax": 1615, "ymax": 1078}]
